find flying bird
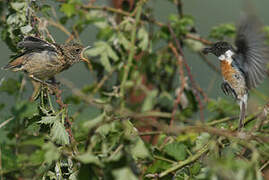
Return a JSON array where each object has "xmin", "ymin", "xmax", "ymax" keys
[
  {"xmin": 3, "ymin": 36, "xmax": 91, "ymax": 100},
  {"xmin": 203, "ymin": 14, "xmax": 269, "ymax": 130}
]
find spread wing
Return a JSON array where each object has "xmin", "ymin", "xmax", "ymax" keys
[{"xmin": 235, "ymin": 13, "xmax": 269, "ymax": 89}]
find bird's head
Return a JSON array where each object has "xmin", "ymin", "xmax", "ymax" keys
[
  {"xmin": 202, "ymin": 41, "xmax": 234, "ymax": 58},
  {"xmin": 61, "ymin": 42, "xmax": 91, "ymax": 64}
]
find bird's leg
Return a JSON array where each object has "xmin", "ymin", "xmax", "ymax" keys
[
  {"xmin": 30, "ymin": 80, "xmax": 41, "ymax": 101},
  {"xmin": 238, "ymin": 94, "xmax": 248, "ymax": 131},
  {"xmin": 46, "ymin": 77, "xmax": 60, "ymax": 86},
  {"xmin": 238, "ymin": 100, "xmax": 246, "ymax": 131},
  {"xmin": 29, "ymin": 74, "xmax": 54, "ymax": 87}
]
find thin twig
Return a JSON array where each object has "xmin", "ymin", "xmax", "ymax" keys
[
  {"xmin": 168, "ymin": 43, "xmax": 186, "ymax": 126},
  {"xmin": 0, "ymin": 117, "xmax": 13, "ymax": 129},
  {"xmin": 59, "ymin": 77, "xmax": 104, "ymax": 108},
  {"xmin": 153, "ymin": 155, "xmax": 177, "ymax": 164},
  {"xmin": 186, "ymin": 33, "xmax": 212, "ymax": 45},
  {"xmin": 158, "ymin": 143, "xmax": 209, "ymax": 178},
  {"xmin": 93, "ymin": 67, "xmax": 116, "ymax": 94},
  {"xmin": 48, "ymin": 20, "xmax": 73, "ymax": 39},
  {"xmin": 168, "ymin": 24, "xmax": 206, "ymax": 120}
]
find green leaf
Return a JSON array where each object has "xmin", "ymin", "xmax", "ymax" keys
[
  {"xmin": 209, "ymin": 23, "xmax": 235, "ymax": 40},
  {"xmin": 0, "ymin": 78, "xmax": 20, "ymax": 95},
  {"xmin": 12, "ymin": 101, "xmax": 38, "ymax": 119},
  {"xmin": 97, "ymin": 27, "xmax": 114, "ymax": 40},
  {"xmin": 142, "ymin": 89, "xmax": 158, "ymax": 112},
  {"xmin": 41, "ymin": 4, "xmax": 51, "ymax": 17},
  {"xmin": 184, "ymin": 38, "xmax": 204, "ymax": 52},
  {"xmin": 51, "ymin": 121, "xmax": 70, "ymax": 145},
  {"xmin": 138, "ymin": 28, "xmax": 149, "ymax": 50},
  {"xmin": 147, "ymin": 160, "xmax": 171, "ymax": 174},
  {"xmin": 130, "ymin": 138, "xmax": 150, "ymax": 159},
  {"xmin": 10, "ymin": 2, "xmax": 26, "ymax": 11},
  {"xmin": 60, "ymin": 3, "xmax": 76, "ymax": 17},
  {"xmin": 83, "ymin": 112, "xmax": 105, "ymax": 130},
  {"xmin": 190, "ymin": 162, "xmax": 202, "ymax": 175},
  {"xmin": 76, "ymin": 152, "xmax": 103, "ymax": 167},
  {"xmin": 84, "ymin": 41, "xmax": 118, "ymax": 72},
  {"xmin": 42, "ymin": 142, "xmax": 60, "ymax": 165},
  {"xmin": 118, "ymin": 33, "xmax": 131, "ymax": 50},
  {"xmin": 100, "ymin": 53, "xmax": 112, "ymax": 72},
  {"xmin": 164, "ymin": 142, "xmax": 187, "ymax": 161},
  {"xmin": 39, "ymin": 116, "xmax": 58, "ymax": 125},
  {"xmin": 20, "ymin": 24, "xmax": 32, "ymax": 34},
  {"xmin": 112, "ymin": 167, "xmax": 138, "ymax": 180}
]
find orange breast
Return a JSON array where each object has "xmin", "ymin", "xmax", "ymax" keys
[{"xmin": 220, "ymin": 60, "xmax": 236, "ymax": 82}]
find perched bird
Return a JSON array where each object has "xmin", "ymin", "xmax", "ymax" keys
[
  {"xmin": 3, "ymin": 36, "xmax": 91, "ymax": 99},
  {"xmin": 203, "ymin": 14, "xmax": 269, "ymax": 130}
]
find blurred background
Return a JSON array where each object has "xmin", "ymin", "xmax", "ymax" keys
[
  {"xmin": 1, "ymin": 1, "xmax": 269, "ymax": 179},
  {"xmin": 0, "ymin": 0, "xmax": 269, "ymax": 116}
]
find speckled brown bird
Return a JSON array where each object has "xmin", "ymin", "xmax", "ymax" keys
[
  {"xmin": 203, "ymin": 14, "xmax": 269, "ymax": 130},
  {"xmin": 3, "ymin": 36, "xmax": 91, "ymax": 99}
]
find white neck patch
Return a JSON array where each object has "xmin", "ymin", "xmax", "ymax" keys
[{"xmin": 218, "ymin": 50, "xmax": 234, "ymax": 64}]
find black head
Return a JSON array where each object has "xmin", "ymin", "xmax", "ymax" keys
[{"xmin": 202, "ymin": 42, "xmax": 234, "ymax": 57}]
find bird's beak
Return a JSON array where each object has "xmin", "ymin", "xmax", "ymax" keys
[
  {"xmin": 81, "ymin": 46, "xmax": 93, "ymax": 71},
  {"xmin": 202, "ymin": 47, "xmax": 212, "ymax": 54},
  {"xmin": 80, "ymin": 46, "xmax": 92, "ymax": 64}
]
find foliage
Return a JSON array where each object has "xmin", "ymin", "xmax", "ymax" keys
[{"xmin": 0, "ymin": 0, "xmax": 268, "ymax": 180}]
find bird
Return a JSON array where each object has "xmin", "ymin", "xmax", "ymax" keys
[
  {"xmin": 3, "ymin": 36, "xmax": 91, "ymax": 100},
  {"xmin": 202, "ymin": 13, "xmax": 269, "ymax": 130}
]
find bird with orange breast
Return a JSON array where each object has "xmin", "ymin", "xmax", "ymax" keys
[{"xmin": 203, "ymin": 13, "xmax": 269, "ymax": 130}]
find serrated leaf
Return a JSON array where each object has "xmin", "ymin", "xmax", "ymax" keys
[
  {"xmin": 112, "ymin": 167, "xmax": 138, "ymax": 180},
  {"xmin": 83, "ymin": 112, "xmax": 105, "ymax": 130},
  {"xmin": 85, "ymin": 42, "xmax": 106, "ymax": 56},
  {"xmin": 106, "ymin": 44, "xmax": 119, "ymax": 61},
  {"xmin": 76, "ymin": 152, "xmax": 103, "ymax": 167},
  {"xmin": 130, "ymin": 138, "xmax": 150, "ymax": 159},
  {"xmin": 138, "ymin": 28, "xmax": 149, "ymax": 50},
  {"xmin": 10, "ymin": 2, "xmax": 26, "ymax": 11},
  {"xmin": 118, "ymin": 33, "xmax": 131, "ymax": 50},
  {"xmin": 100, "ymin": 53, "xmax": 112, "ymax": 72},
  {"xmin": 164, "ymin": 142, "xmax": 187, "ymax": 161},
  {"xmin": 51, "ymin": 121, "xmax": 69, "ymax": 145},
  {"xmin": 20, "ymin": 24, "xmax": 32, "ymax": 34},
  {"xmin": 39, "ymin": 116, "xmax": 58, "ymax": 125}
]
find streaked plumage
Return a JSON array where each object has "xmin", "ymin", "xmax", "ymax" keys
[
  {"xmin": 3, "ymin": 36, "xmax": 91, "ymax": 100},
  {"xmin": 203, "ymin": 13, "xmax": 269, "ymax": 130}
]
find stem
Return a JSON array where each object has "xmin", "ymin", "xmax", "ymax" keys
[
  {"xmin": 158, "ymin": 143, "xmax": 209, "ymax": 178},
  {"xmin": 120, "ymin": 2, "xmax": 143, "ymax": 110}
]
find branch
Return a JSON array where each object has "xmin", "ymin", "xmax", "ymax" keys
[
  {"xmin": 58, "ymin": 77, "xmax": 105, "ymax": 109},
  {"xmin": 168, "ymin": 42, "xmax": 186, "ymax": 126},
  {"xmin": 168, "ymin": 24, "xmax": 207, "ymax": 120},
  {"xmin": 158, "ymin": 143, "xmax": 209, "ymax": 178},
  {"xmin": 120, "ymin": 1, "xmax": 143, "ymax": 110}
]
